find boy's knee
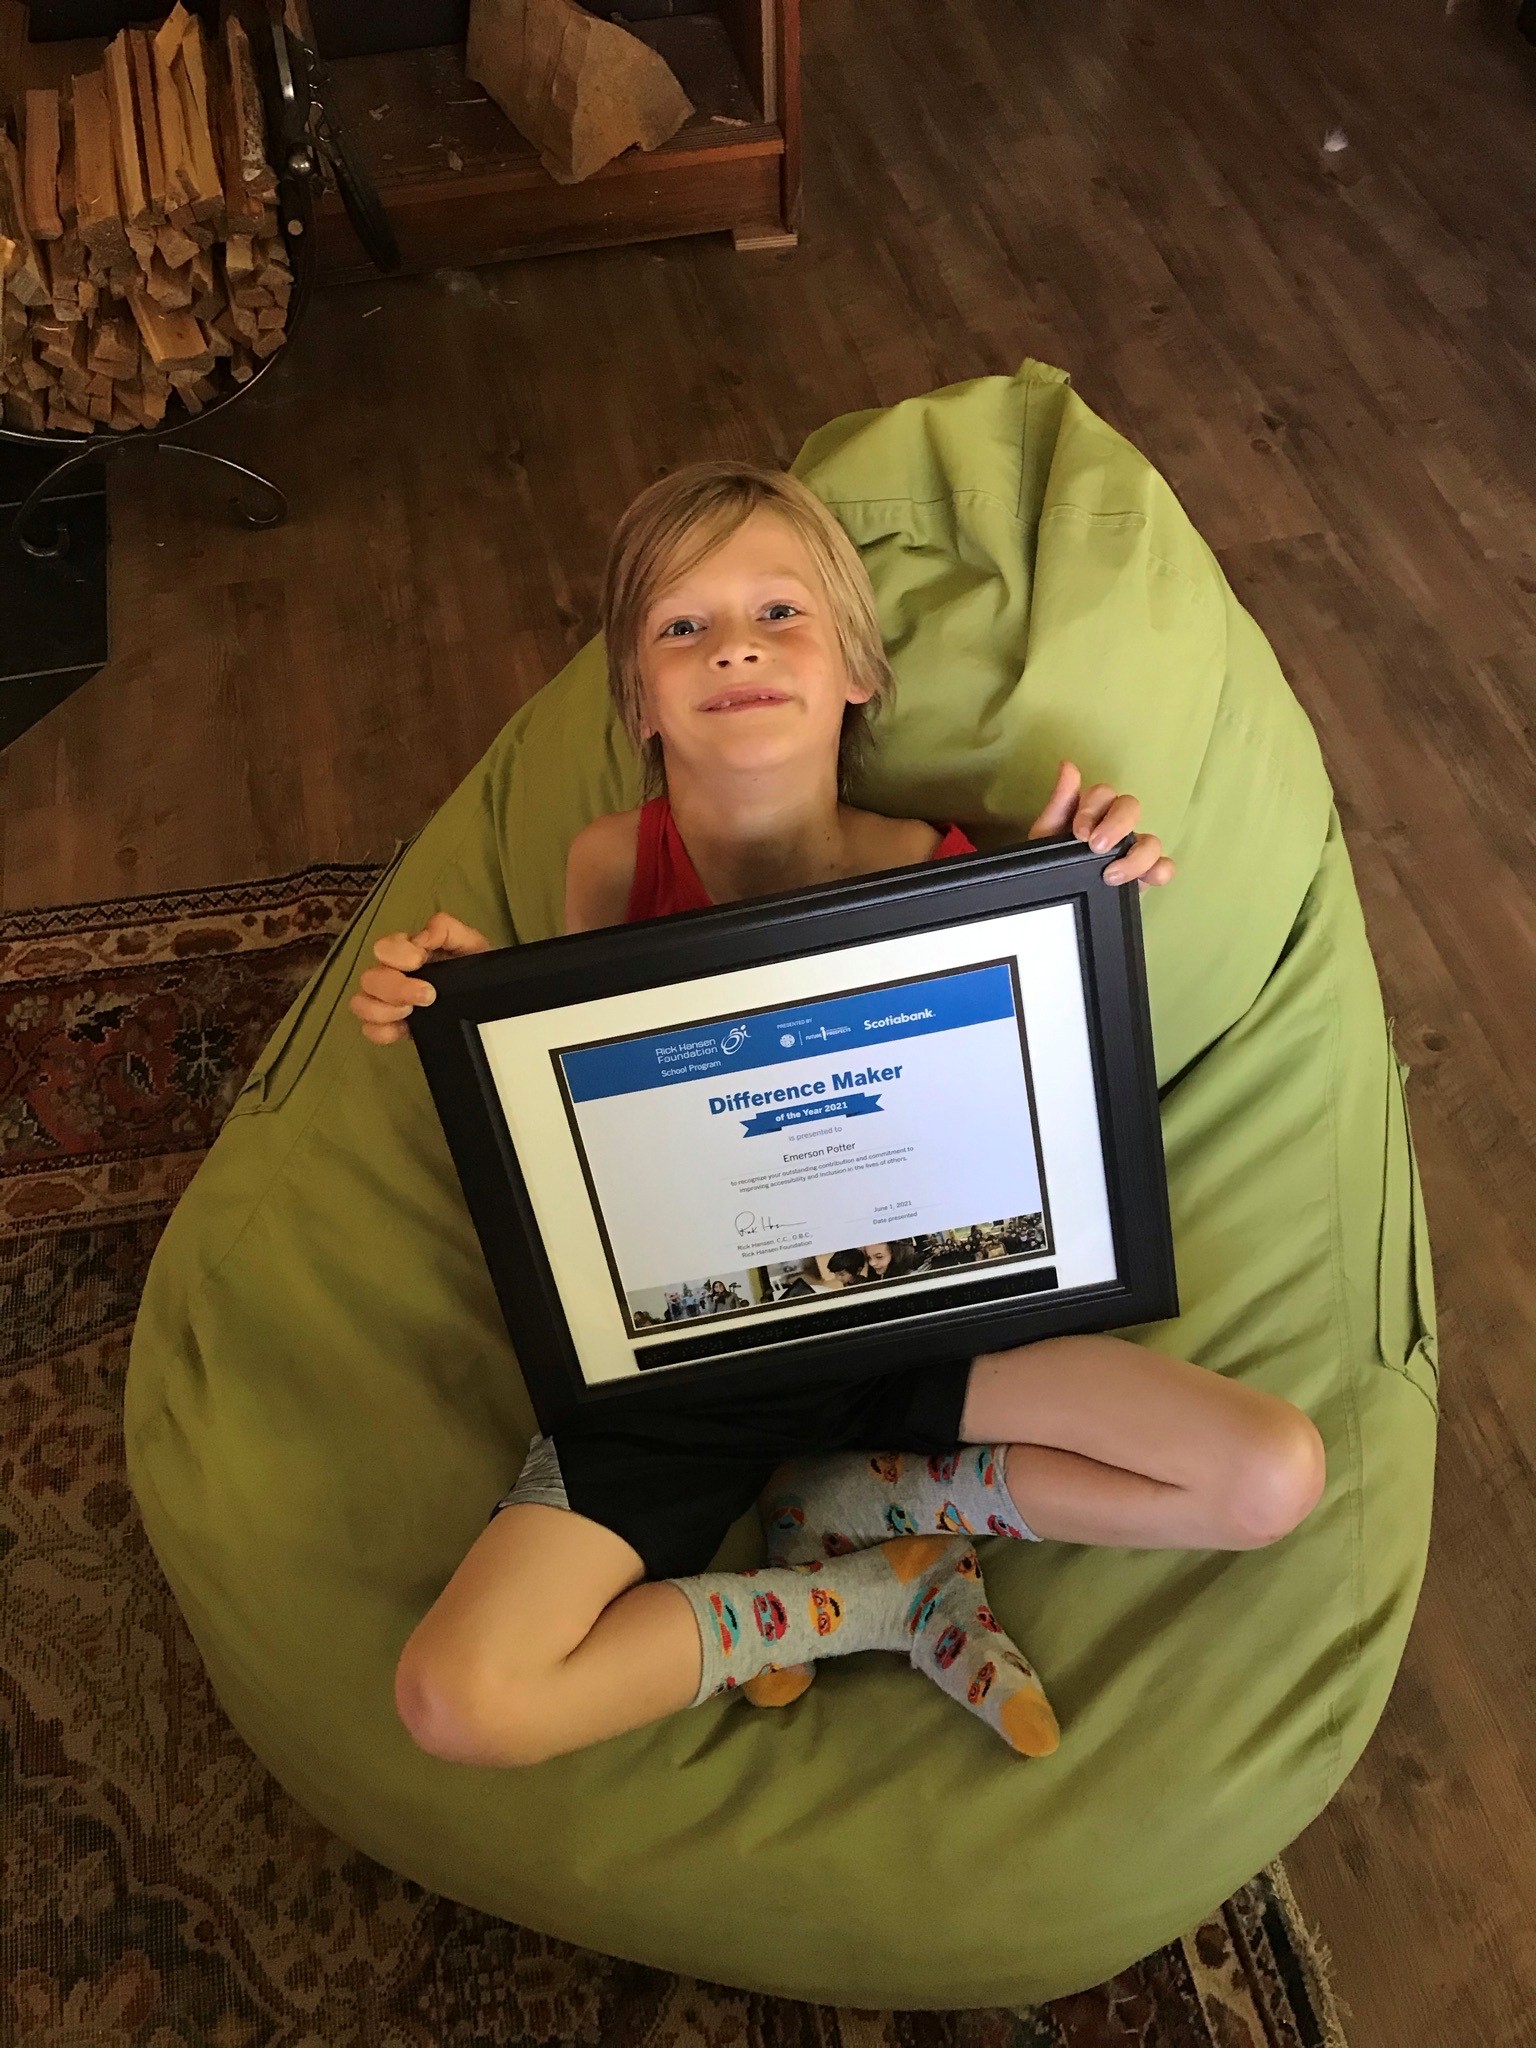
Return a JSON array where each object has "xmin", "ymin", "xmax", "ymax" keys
[
  {"xmin": 394, "ymin": 1641, "xmax": 554, "ymax": 1769},
  {"xmin": 1227, "ymin": 1408, "xmax": 1327, "ymax": 1549}
]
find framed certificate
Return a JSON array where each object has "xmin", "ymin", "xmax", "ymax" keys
[{"xmin": 411, "ymin": 832, "xmax": 1177, "ymax": 1436}]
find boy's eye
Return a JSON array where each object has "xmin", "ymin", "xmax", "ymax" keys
[
  {"xmin": 764, "ymin": 602, "xmax": 800, "ymax": 620},
  {"xmin": 659, "ymin": 619, "xmax": 698, "ymax": 638}
]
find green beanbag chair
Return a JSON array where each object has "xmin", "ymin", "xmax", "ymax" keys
[{"xmin": 125, "ymin": 356, "xmax": 1437, "ymax": 2009}]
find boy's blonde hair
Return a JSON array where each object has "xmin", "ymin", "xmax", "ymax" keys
[{"xmin": 599, "ymin": 460, "xmax": 894, "ymax": 793}]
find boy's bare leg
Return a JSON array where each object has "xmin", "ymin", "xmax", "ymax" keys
[
  {"xmin": 395, "ymin": 1502, "xmax": 704, "ymax": 1768},
  {"xmin": 961, "ymin": 1335, "xmax": 1326, "ymax": 1548}
]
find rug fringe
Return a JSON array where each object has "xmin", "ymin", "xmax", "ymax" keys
[{"xmin": 1267, "ymin": 1859, "xmax": 1354, "ymax": 2048}]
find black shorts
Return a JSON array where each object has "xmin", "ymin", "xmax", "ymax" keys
[{"xmin": 491, "ymin": 1358, "xmax": 975, "ymax": 1581}]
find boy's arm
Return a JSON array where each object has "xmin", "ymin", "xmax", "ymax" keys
[{"xmin": 563, "ymin": 808, "xmax": 643, "ymax": 933}]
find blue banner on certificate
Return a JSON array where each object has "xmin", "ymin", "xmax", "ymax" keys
[{"xmin": 553, "ymin": 960, "xmax": 1054, "ymax": 1339}]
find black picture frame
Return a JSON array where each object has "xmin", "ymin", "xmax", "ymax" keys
[{"xmin": 411, "ymin": 832, "xmax": 1177, "ymax": 1437}]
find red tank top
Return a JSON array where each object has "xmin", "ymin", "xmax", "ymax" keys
[{"xmin": 623, "ymin": 794, "xmax": 976, "ymax": 921}]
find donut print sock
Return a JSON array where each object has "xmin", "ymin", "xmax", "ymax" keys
[
  {"xmin": 907, "ymin": 1541, "xmax": 1060, "ymax": 1756},
  {"xmin": 672, "ymin": 1537, "xmax": 1058, "ymax": 1753},
  {"xmin": 744, "ymin": 1447, "xmax": 1045, "ymax": 1715},
  {"xmin": 668, "ymin": 1538, "xmax": 947, "ymax": 1708},
  {"xmin": 764, "ymin": 1444, "xmax": 1042, "ymax": 1555}
]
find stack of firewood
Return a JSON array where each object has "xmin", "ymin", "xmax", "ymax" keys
[{"xmin": 0, "ymin": 4, "xmax": 293, "ymax": 435}]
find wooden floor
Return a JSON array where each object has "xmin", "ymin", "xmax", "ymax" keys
[{"xmin": 5, "ymin": 0, "xmax": 1535, "ymax": 2037}]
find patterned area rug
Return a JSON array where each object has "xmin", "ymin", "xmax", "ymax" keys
[{"xmin": 0, "ymin": 865, "xmax": 1351, "ymax": 2048}]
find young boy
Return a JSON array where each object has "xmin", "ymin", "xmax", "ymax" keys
[{"xmin": 351, "ymin": 462, "xmax": 1326, "ymax": 1768}]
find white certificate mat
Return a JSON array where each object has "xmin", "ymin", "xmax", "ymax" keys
[{"xmin": 477, "ymin": 901, "xmax": 1118, "ymax": 1387}]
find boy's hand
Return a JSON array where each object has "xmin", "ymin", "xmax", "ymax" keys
[
  {"xmin": 1026, "ymin": 760, "xmax": 1175, "ymax": 889},
  {"xmin": 349, "ymin": 911, "xmax": 492, "ymax": 1046}
]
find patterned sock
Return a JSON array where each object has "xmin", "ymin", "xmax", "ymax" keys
[
  {"xmin": 668, "ymin": 1539, "xmax": 936, "ymax": 1707},
  {"xmin": 668, "ymin": 1535, "xmax": 1057, "ymax": 1751},
  {"xmin": 907, "ymin": 1541, "xmax": 1060, "ymax": 1756},
  {"xmin": 742, "ymin": 1444, "xmax": 1042, "ymax": 1711},
  {"xmin": 769, "ymin": 1443, "xmax": 1041, "ymax": 1551}
]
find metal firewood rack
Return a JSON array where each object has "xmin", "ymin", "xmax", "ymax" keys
[{"xmin": 1, "ymin": 3, "xmax": 398, "ymax": 559}]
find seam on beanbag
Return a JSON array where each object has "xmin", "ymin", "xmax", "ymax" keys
[
  {"xmin": 812, "ymin": 485, "xmax": 1030, "ymax": 523},
  {"xmin": 182, "ymin": 808, "xmax": 504, "ymax": 1311},
  {"xmin": 1319, "ymin": 916, "xmax": 1364, "ymax": 1810}
]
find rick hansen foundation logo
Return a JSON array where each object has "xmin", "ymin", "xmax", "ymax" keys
[{"xmin": 720, "ymin": 1024, "xmax": 749, "ymax": 1055}]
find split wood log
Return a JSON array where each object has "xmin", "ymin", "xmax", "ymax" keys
[
  {"xmin": 0, "ymin": 136, "xmax": 51, "ymax": 306},
  {"xmin": 191, "ymin": 258, "xmax": 223, "ymax": 321},
  {"xmin": 39, "ymin": 319, "xmax": 87, "ymax": 376},
  {"xmin": 171, "ymin": 19, "xmax": 225, "ymax": 223},
  {"xmin": 56, "ymin": 121, "xmax": 75, "ymax": 226},
  {"xmin": 151, "ymin": 31, "xmax": 196, "ymax": 224},
  {"xmin": 152, "ymin": 2, "xmax": 193, "ymax": 67},
  {"xmin": 51, "ymin": 226, "xmax": 85, "ymax": 282},
  {"xmin": 467, "ymin": 0, "xmax": 692, "ymax": 185},
  {"xmin": 128, "ymin": 286, "xmax": 213, "ymax": 374},
  {"xmin": 155, "ymin": 221, "xmax": 200, "ymax": 267},
  {"xmin": 114, "ymin": 378, "xmax": 151, "ymax": 425},
  {"xmin": 72, "ymin": 71, "xmax": 132, "ymax": 270},
  {"xmin": 23, "ymin": 90, "xmax": 64, "ymax": 239},
  {"xmin": 145, "ymin": 247, "xmax": 193, "ymax": 308},
  {"xmin": 5, "ymin": 385, "xmax": 47, "ymax": 429},
  {"xmin": 103, "ymin": 34, "xmax": 152, "ymax": 230},
  {"xmin": 87, "ymin": 309, "xmax": 136, "ymax": 373},
  {"xmin": 47, "ymin": 392, "xmax": 94, "ymax": 432},
  {"xmin": 127, "ymin": 31, "xmax": 169, "ymax": 222},
  {"xmin": 223, "ymin": 15, "xmax": 278, "ymax": 206}
]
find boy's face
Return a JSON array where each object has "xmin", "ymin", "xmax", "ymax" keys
[{"xmin": 637, "ymin": 509, "xmax": 872, "ymax": 782}]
